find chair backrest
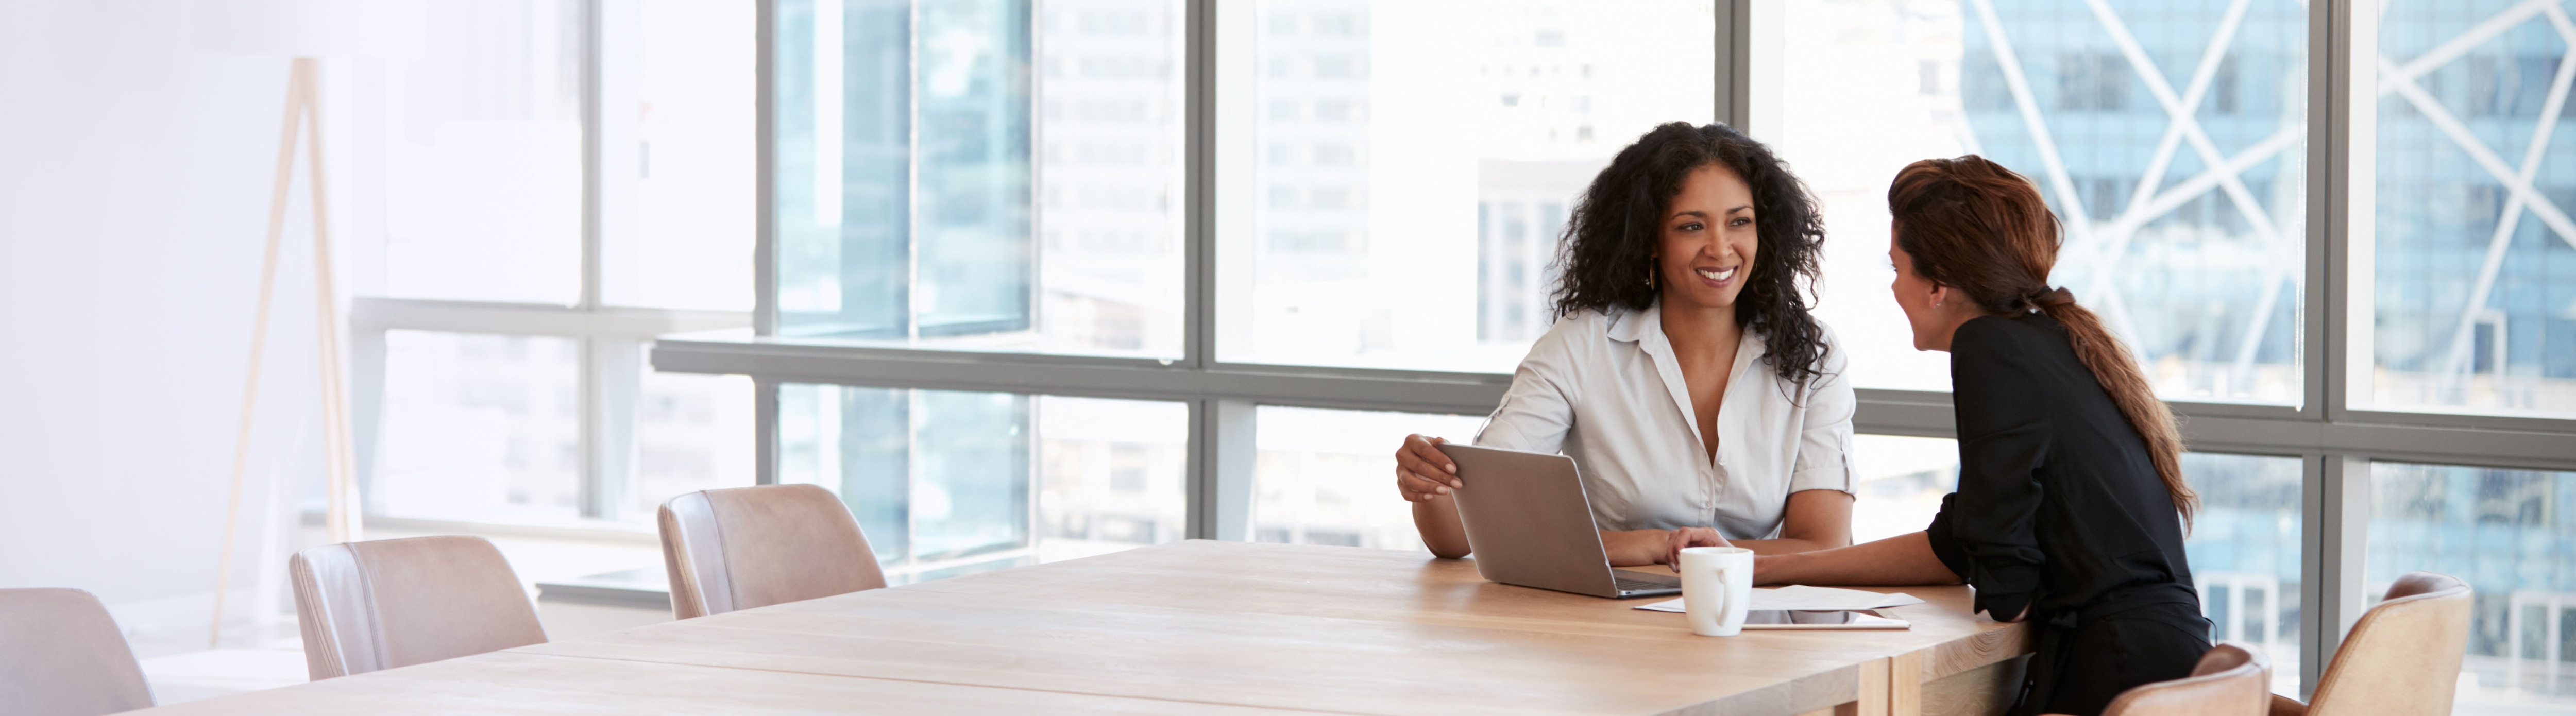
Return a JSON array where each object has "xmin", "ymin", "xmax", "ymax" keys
[
  {"xmin": 289, "ymin": 535, "xmax": 547, "ymax": 680},
  {"xmin": 2306, "ymin": 571, "xmax": 2472, "ymax": 716},
  {"xmin": 2096, "ymin": 642, "xmax": 2272, "ymax": 716},
  {"xmin": 658, "ymin": 484, "xmax": 886, "ymax": 620},
  {"xmin": 0, "ymin": 588, "xmax": 154, "ymax": 716}
]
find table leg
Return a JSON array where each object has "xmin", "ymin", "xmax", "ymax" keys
[
  {"xmin": 1890, "ymin": 652, "xmax": 1923, "ymax": 716},
  {"xmin": 1833, "ymin": 657, "xmax": 1891, "ymax": 716}
]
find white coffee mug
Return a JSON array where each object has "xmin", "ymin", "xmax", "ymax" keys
[{"xmin": 1679, "ymin": 546, "xmax": 1755, "ymax": 637}]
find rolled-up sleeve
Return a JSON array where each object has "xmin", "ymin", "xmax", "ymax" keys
[
  {"xmin": 1925, "ymin": 318, "xmax": 2049, "ymax": 621},
  {"xmin": 1787, "ymin": 329, "xmax": 1857, "ymax": 495},
  {"xmin": 1475, "ymin": 320, "xmax": 1580, "ymax": 455}
]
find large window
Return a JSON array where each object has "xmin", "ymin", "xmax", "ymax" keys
[
  {"xmin": 778, "ymin": 387, "xmax": 1187, "ymax": 583},
  {"xmin": 350, "ymin": 0, "xmax": 758, "ymax": 529},
  {"xmin": 771, "ymin": 0, "xmax": 1188, "ymax": 356},
  {"xmin": 2186, "ymin": 452, "xmax": 2305, "ymax": 697},
  {"xmin": 2370, "ymin": 462, "xmax": 2576, "ymax": 709},
  {"xmin": 1212, "ymin": 0, "xmax": 1717, "ymax": 373},
  {"xmin": 618, "ymin": 1, "xmax": 2576, "ymax": 709},
  {"xmin": 2367, "ymin": 2, "xmax": 2576, "ymax": 418},
  {"xmin": 1783, "ymin": 0, "xmax": 2308, "ymax": 402},
  {"xmin": 1250, "ymin": 406, "xmax": 1483, "ymax": 550},
  {"xmin": 376, "ymin": 331, "xmax": 584, "ymax": 523},
  {"xmin": 377, "ymin": 0, "xmax": 587, "ymax": 305}
]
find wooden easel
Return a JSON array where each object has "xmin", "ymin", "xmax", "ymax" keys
[{"xmin": 210, "ymin": 57, "xmax": 363, "ymax": 647}]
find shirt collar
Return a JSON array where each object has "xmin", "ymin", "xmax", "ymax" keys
[
  {"xmin": 1605, "ymin": 302, "xmax": 1658, "ymax": 343},
  {"xmin": 1606, "ymin": 300, "xmax": 1771, "ymax": 362}
]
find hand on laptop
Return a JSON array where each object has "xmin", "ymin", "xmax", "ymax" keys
[
  {"xmin": 1662, "ymin": 527, "xmax": 1734, "ymax": 573},
  {"xmin": 1395, "ymin": 434, "xmax": 1463, "ymax": 502}
]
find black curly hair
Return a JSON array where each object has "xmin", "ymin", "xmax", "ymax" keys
[{"xmin": 1549, "ymin": 121, "xmax": 1829, "ymax": 387}]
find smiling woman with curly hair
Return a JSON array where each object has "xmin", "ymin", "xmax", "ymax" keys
[{"xmin": 1393, "ymin": 122, "xmax": 1857, "ymax": 568}]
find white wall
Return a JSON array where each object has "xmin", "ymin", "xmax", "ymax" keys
[{"xmin": 0, "ymin": 0, "xmax": 336, "ymax": 654}]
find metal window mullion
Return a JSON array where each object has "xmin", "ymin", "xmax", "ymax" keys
[
  {"xmin": 350, "ymin": 328, "xmax": 391, "ymax": 515},
  {"xmin": 2305, "ymin": 0, "xmax": 2343, "ymax": 425},
  {"xmin": 2302, "ymin": 0, "xmax": 2366, "ymax": 698},
  {"xmin": 1716, "ymin": 0, "xmax": 1750, "ymax": 129},
  {"xmin": 353, "ymin": 298, "xmax": 750, "ymax": 338},
  {"xmin": 906, "ymin": 0, "xmax": 923, "ymax": 343},
  {"xmin": 581, "ymin": 336, "xmax": 643, "ymax": 519},
  {"xmin": 578, "ymin": 0, "xmax": 607, "ymax": 518},
  {"xmin": 755, "ymin": 0, "xmax": 779, "ymax": 337},
  {"xmin": 1184, "ymin": 0, "xmax": 1215, "ymax": 373},
  {"xmin": 1181, "ymin": 0, "xmax": 1235, "ymax": 540},
  {"xmin": 1026, "ymin": 394, "xmax": 1042, "ymax": 557},
  {"xmin": 904, "ymin": 388, "xmax": 922, "ymax": 570},
  {"xmin": 582, "ymin": 0, "xmax": 606, "ymax": 313},
  {"xmin": 754, "ymin": 376, "xmax": 781, "ymax": 485},
  {"xmin": 1187, "ymin": 398, "xmax": 1255, "ymax": 541},
  {"xmin": 2302, "ymin": 453, "xmax": 2371, "ymax": 698}
]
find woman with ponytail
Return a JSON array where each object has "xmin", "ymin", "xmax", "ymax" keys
[{"xmin": 1751, "ymin": 156, "xmax": 2208, "ymax": 716}]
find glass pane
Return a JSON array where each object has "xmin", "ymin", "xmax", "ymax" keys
[
  {"xmin": 1214, "ymin": 1, "xmax": 1717, "ymax": 373},
  {"xmin": 602, "ymin": 0, "xmax": 757, "ymax": 310},
  {"xmin": 1850, "ymin": 435, "xmax": 1960, "ymax": 545},
  {"xmin": 375, "ymin": 331, "xmax": 582, "ymax": 523},
  {"xmin": 1253, "ymin": 406, "xmax": 1485, "ymax": 550},
  {"xmin": 914, "ymin": 390, "xmax": 1032, "ymax": 559},
  {"xmin": 771, "ymin": 0, "xmax": 1185, "ymax": 357},
  {"xmin": 1036, "ymin": 397, "xmax": 1189, "ymax": 561},
  {"xmin": 1782, "ymin": 0, "xmax": 2308, "ymax": 401},
  {"xmin": 2184, "ymin": 453, "xmax": 2303, "ymax": 696},
  {"xmin": 372, "ymin": 1, "xmax": 585, "ymax": 304},
  {"xmin": 626, "ymin": 357, "xmax": 756, "ymax": 519},
  {"xmin": 777, "ymin": 385, "xmax": 1182, "ymax": 584},
  {"xmin": 2370, "ymin": 2, "xmax": 2576, "ymax": 417},
  {"xmin": 2369, "ymin": 462, "xmax": 2576, "ymax": 711}
]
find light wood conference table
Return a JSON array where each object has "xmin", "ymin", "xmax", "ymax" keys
[{"xmin": 144, "ymin": 540, "xmax": 2030, "ymax": 715}]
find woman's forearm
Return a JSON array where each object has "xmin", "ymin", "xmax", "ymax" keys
[
  {"xmin": 1412, "ymin": 496, "xmax": 1471, "ymax": 558},
  {"xmin": 1600, "ymin": 529, "xmax": 1673, "ymax": 567},
  {"xmin": 1607, "ymin": 532, "xmax": 1844, "ymax": 567},
  {"xmin": 1723, "ymin": 537, "xmax": 1846, "ymax": 556},
  {"xmin": 1755, "ymin": 531, "xmax": 1962, "ymax": 586}
]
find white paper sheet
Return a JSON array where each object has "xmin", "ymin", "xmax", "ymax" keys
[{"xmin": 1633, "ymin": 585, "xmax": 1927, "ymax": 613}]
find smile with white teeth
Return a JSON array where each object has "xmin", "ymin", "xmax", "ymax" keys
[{"xmin": 1696, "ymin": 266, "xmax": 1739, "ymax": 282}]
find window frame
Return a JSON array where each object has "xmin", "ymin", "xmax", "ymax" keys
[
  {"xmin": 640, "ymin": 0, "xmax": 2576, "ymax": 701},
  {"xmin": 349, "ymin": 0, "xmax": 755, "ymax": 528}
]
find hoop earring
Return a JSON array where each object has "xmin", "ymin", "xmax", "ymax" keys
[{"xmin": 1646, "ymin": 270, "xmax": 1655, "ymax": 290}]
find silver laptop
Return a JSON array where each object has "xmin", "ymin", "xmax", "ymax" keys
[{"xmin": 1436, "ymin": 442, "xmax": 1683, "ymax": 599}]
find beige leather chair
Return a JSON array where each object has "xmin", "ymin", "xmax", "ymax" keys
[
  {"xmin": 290, "ymin": 535, "xmax": 548, "ymax": 680},
  {"xmin": 0, "ymin": 588, "xmax": 154, "ymax": 716},
  {"xmin": 2066, "ymin": 642, "xmax": 2271, "ymax": 716},
  {"xmin": 659, "ymin": 484, "xmax": 887, "ymax": 620},
  {"xmin": 2269, "ymin": 571, "xmax": 2472, "ymax": 716}
]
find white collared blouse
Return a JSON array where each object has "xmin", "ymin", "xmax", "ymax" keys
[{"xmin": 1473, "ymin": 301, "xmax": 1857, "ymax": 540}]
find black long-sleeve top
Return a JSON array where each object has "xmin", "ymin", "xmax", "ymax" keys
[{"xmin": 1924, "ymin": 313, "xmax": 2197, "ymax": 621}]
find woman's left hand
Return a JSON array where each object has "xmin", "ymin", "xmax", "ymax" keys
[{"xmin": 1662, "ymin": 527, "xmax": 1733, "ymax": 572}]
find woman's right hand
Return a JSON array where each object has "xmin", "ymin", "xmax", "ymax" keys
[
  {"xmin": 1395, "ymin": 434, "xmax": 1463, "ymax": 502},
  {"xmin": 1663, "ymin": 527, "xmax": 1734, "ymax": 572}
]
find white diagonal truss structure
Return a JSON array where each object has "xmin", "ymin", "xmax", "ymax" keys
[{"xmin": 1971, "ymin": 0, "xmax": 2576, "ymax": 394}]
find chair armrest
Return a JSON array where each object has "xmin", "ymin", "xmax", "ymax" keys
[{"xmin": 2268, "ymin": 693, "xmax": 2308, "ymax": 716}]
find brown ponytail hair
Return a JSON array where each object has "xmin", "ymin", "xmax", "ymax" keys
[{"xmin": 1887, "ymin": 156, "xmax": 2197, "ymax": 528}]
